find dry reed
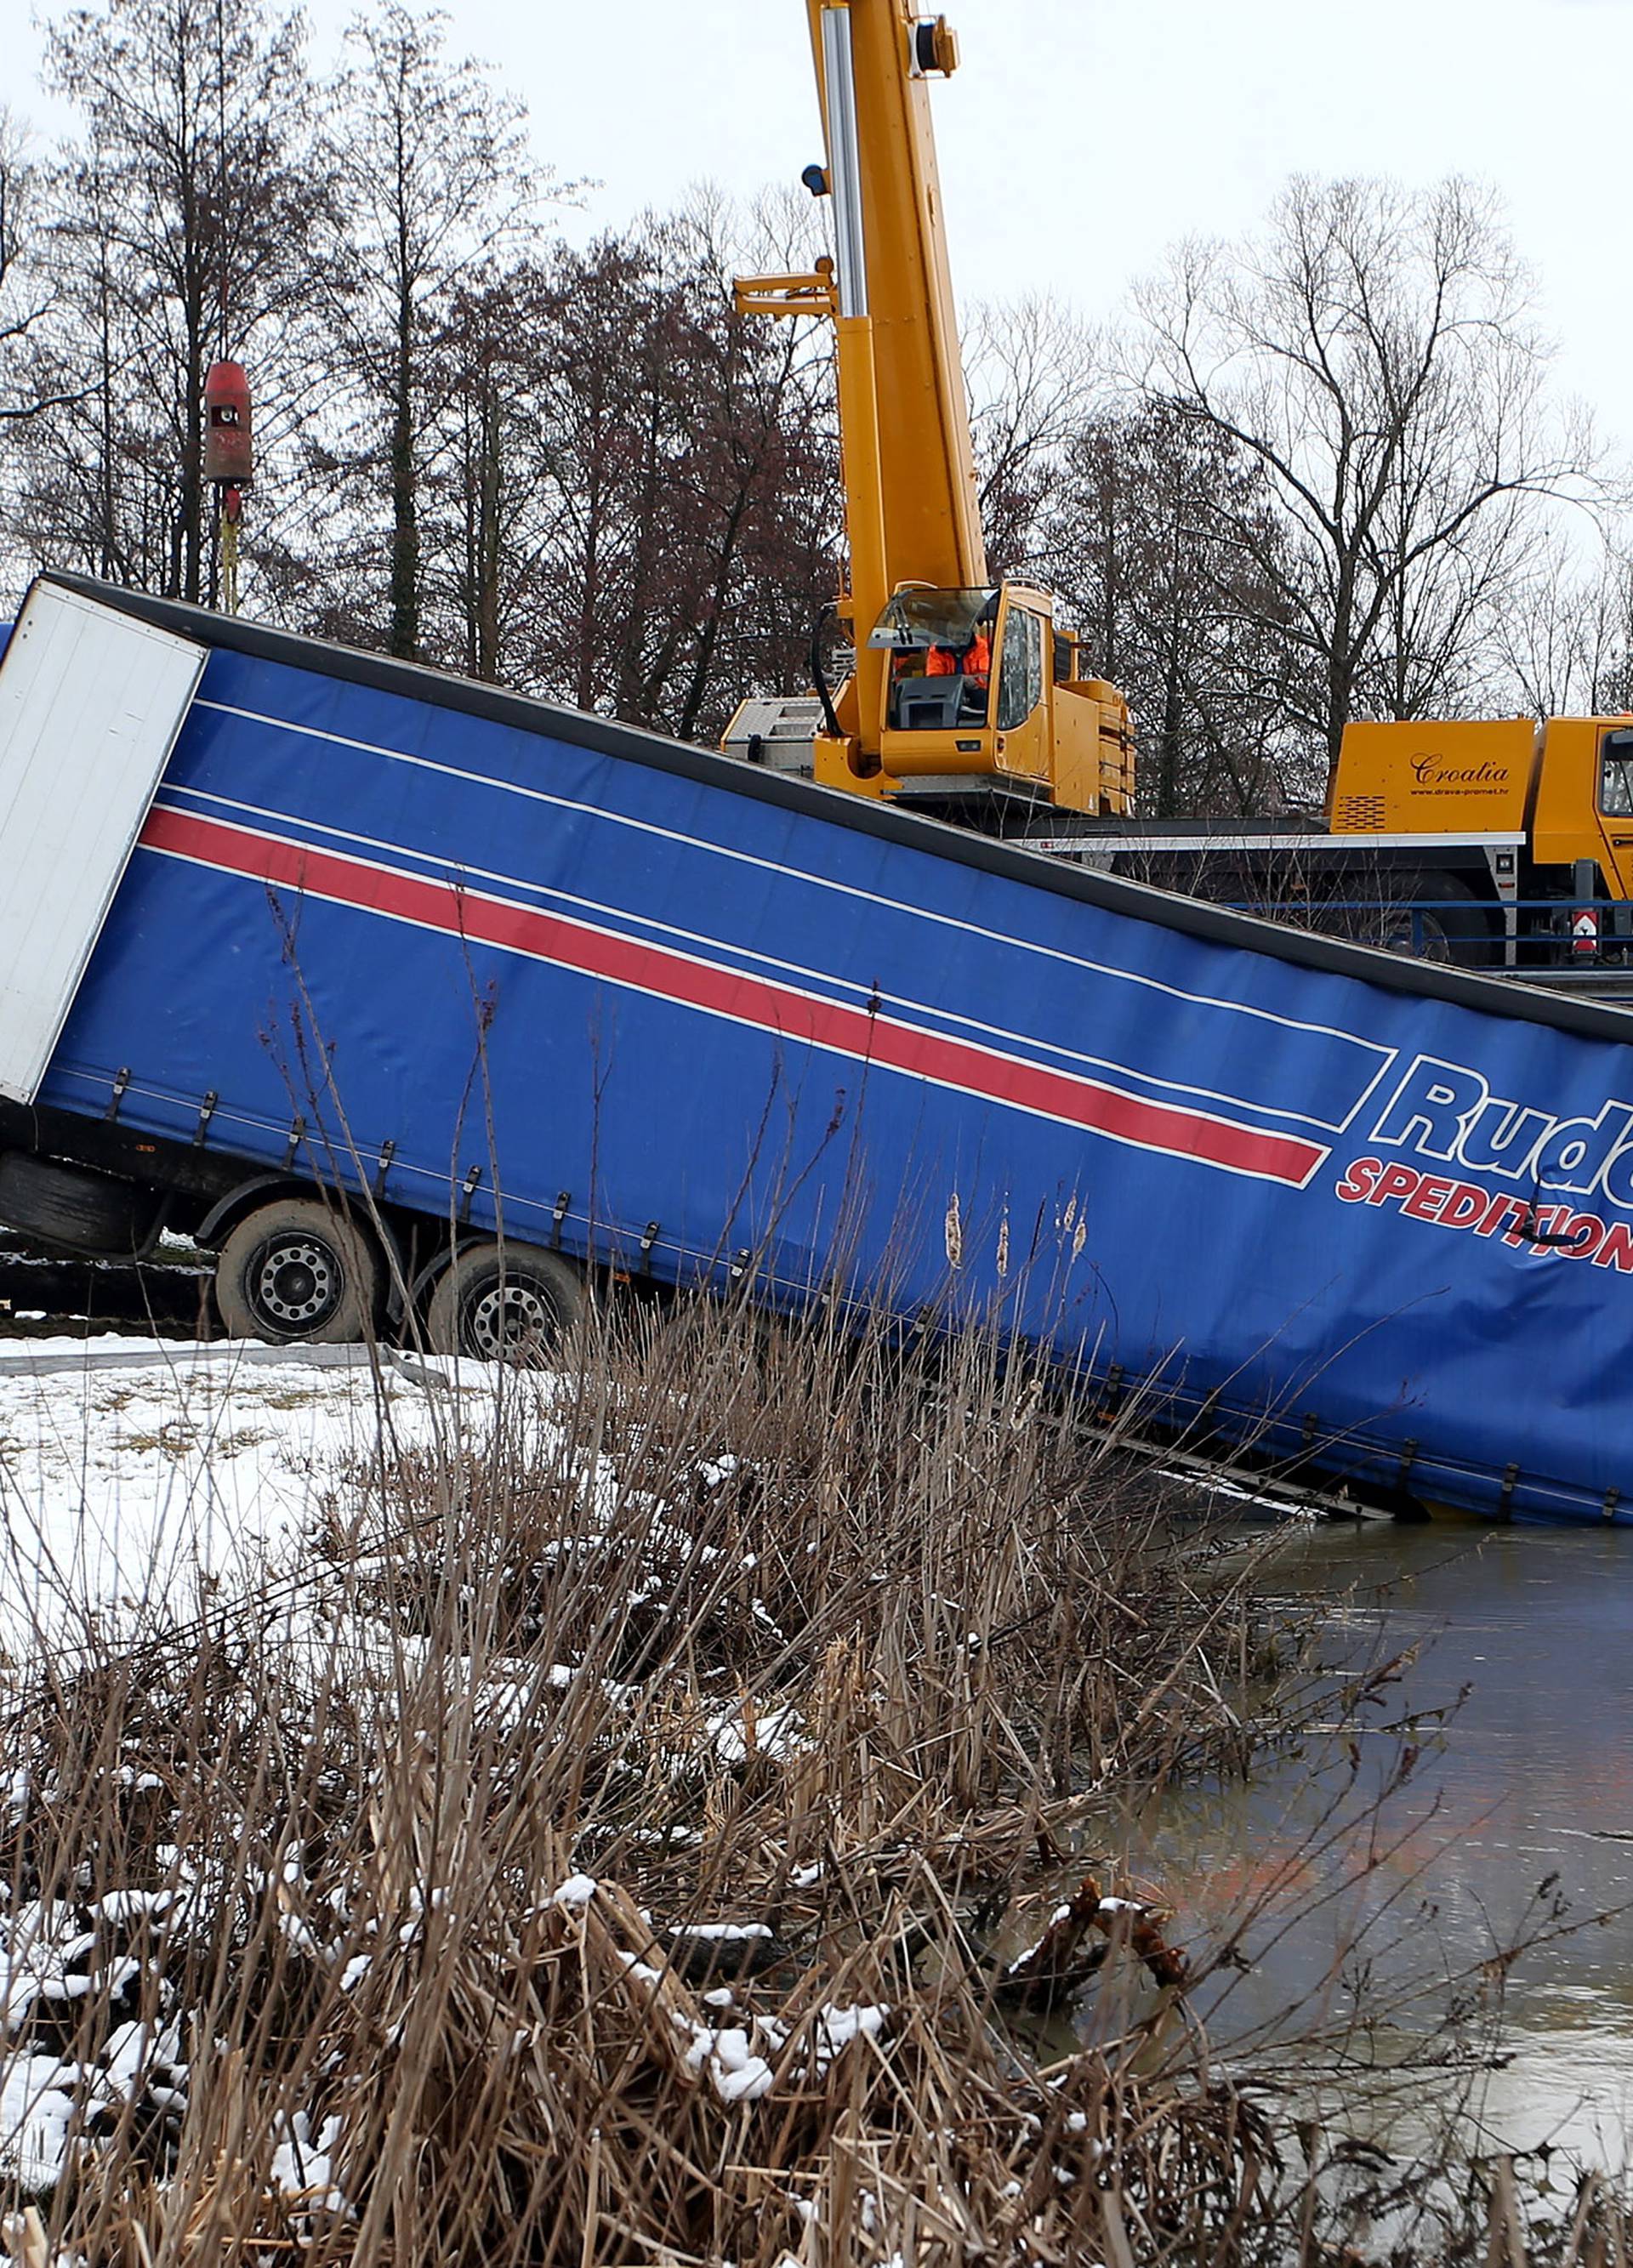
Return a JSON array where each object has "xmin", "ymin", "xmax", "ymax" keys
[{"xmin": 0, "ymin": 1295, "xmax": 1619, "ymax": 2265}]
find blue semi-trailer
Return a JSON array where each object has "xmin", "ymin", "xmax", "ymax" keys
[{"xmin": 0, "ymin": 571, "xmax": 1630, "ymax": 1525}]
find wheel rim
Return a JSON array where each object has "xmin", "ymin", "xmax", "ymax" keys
[
  {"xmin": 464, "ymin": 1273, "xmax": 558, "ymax": 1361},
  {"xmin": 248, "ymin": 1232, "xmax": 344, "ymax": 1333},
  {"xmin": 1382, "ymin": 907, "xmax": 1453, "ymax": 963}
]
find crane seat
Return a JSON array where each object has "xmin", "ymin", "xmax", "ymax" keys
[{"xmin": 894, "ymin": 676, "xmax": 966, "ymax": 730}]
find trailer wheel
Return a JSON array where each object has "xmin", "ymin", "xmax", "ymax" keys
[
  {"xmin": 0, "ymin": 1152, "xmax": 162, "ymax": 1258},
  {"xmin": 425, "ymin": 1241, "xmax": 585, "ymax": 1363},
  {"xmin": 214, "ymin": 1199, "xmax": 384, "ymax": 1344}
]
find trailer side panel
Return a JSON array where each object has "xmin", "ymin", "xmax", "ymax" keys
[{"xmin": 14, "ymin": 580, "xmax": 1633, "ymax": 1527}]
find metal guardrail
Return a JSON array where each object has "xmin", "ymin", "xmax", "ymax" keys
[
  {"xmin": 1215, "ymin": 894, "xmax": 1633, "ymax": 998},
  {"xmin": 1487, "ymin": 969, "xmax": 1633, "ymax": 996}
]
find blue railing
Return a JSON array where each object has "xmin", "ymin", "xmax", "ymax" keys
[{"xmin": 1212, "ymin": 894, "xmax": 1632, "ymax": 979}]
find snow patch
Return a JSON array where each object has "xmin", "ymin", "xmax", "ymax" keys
[{"xmin": 706, "ymin": 1702, "xmax": 811, "ymax": 1765}]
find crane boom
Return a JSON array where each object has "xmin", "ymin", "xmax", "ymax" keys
[
  {"xmin": 805, "ymin": 1, "xmax": 985, "ymax": 600},
  {"xmin": 733, "ymin": 3, "xmax": 1134, "ymax": 822}
]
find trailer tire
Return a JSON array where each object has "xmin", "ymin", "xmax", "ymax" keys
[
  {"xmin": 0, "ymin": 1152, "xmax": 162, "ymax": 1258},
  {"xmin": 214, "ymin": 1199, "xmax": 384, "ymax": 1344},
  {"xmin": 425, "ymin": 1240, "xmax": 586, "ymax": 1363}
]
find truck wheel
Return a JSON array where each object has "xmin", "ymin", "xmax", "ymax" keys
[
  {"xmin": 0, "ymin": 1152, "xmax": 162, "ymax": 1258},
  {"xmin": 1332, "ymin": 870, "xmax": 1494, "ymax": 969},
  {"xmin": 425, "ymin": 1241, "xmax": 586, "ymax": 1362},
  {"xmin": 1387, "ymin": 872, "xmax": 1494, "ymax": 968},
  {"xmin": 214, "ymin": 1198, "xmax": 384, "ymax": 1344}
]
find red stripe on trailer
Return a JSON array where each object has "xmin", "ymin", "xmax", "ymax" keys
[{"xmin": 139, "ymin": 804, "xmax": 1328, "ymax": 1188}]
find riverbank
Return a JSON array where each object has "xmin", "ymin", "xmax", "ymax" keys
[{"xmin": 0, "ymin": 1301, "xmax": 1624, "ymax": 2265}]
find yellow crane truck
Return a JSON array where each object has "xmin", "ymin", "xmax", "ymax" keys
[
  {"xmin": 725, "ymin": 1, "xmax": 1133, "ymax": 822},
  {"xmin": 723, "ymin": 2, "xmax": 1631, "ymax": 979},
  {"xmin": 1029, "ymin": 717, "xmax": 1633, "ymax": 974}
]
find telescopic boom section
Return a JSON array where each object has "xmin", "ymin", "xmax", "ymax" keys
[
  {"xmin": 739, "ymin": 3, "xmax": 982, "ymax": 770},
  {"xmin": 733, "ymin": 4, "xmax": 1134, "ymax": 820},
  {"xmin": 810, "ymin": 0, "xmax": 987, "ymax": 610}
]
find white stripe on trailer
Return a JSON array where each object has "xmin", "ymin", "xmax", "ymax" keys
[{"xmin": 0, "ymin": 583, "xmax": 204, "ymax": 1104}]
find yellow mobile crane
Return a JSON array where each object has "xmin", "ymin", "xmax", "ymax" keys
[
  {"xmin": 726, "ymin": 2, "xmax": 1133, "ymax": 821},
  {"xmin": 723, "ymin": 4, "xmax": 1633, "ymax": 981}
]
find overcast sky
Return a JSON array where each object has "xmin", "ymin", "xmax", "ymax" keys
[{"xmin": 4, "ymin": 0, "xmax": 1631, "ymax": 450}]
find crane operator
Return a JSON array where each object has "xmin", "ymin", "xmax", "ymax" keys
[{"xmin": 925, "ymin": 622, "xmax": 990, "ymax": 688}]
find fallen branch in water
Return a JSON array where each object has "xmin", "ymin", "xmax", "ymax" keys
[{"xmin": 999, "ymin": 1867, "xmax": 1188, "ymax": 2012}]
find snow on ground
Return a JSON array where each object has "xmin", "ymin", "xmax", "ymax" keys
[
  {"xmin": 0, "ymin": 1336, "xmax": 844, "ymax": 2203},
  {"xmin": 0, "ymin": 1335, "xmax": 501, "ymax": 1665}
]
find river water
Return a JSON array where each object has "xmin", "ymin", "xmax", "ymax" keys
[{"xmin": 1111, "ymin": 1518, "xmax": 1633, "ymax": 2170}]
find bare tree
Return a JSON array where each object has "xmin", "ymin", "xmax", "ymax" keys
[
  {"xmin": 1041, "ymin": 397, "xmax": 1314, "ymax": 815},
  {"xmin": 430, "ymin": 261, "xmax": 552, "ymax": 683},
  {"xmin": 35, "ymin": 0, "xmax": 326, "ymax": 603},
  {"xmin": 0, "ymin": 114, "xmax": 81, "ymax": 430},
  {"xmin": 962, "ymin": 295, "xmax": 1105, "ymax": 576},
  {"xmin": 1141, "ymin": 177, "xmax": 1597, "ymax": 778},
  {"xmin": 1494, "ymin": 530, "xmax": 1633, "ymax": 718},
  {"xmin": 473, "ymin": 207, "xmax": 836, "ymax": 740},
  {"xmin": 659, "ymin": 190, "xmax": 839, "ymax": 740},
  {"xmin": 315, "ymin": 6, "xmax": 563, "ymax": 661}
]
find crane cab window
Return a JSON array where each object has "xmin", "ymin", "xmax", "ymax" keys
[
  {"xmin": 870, "ymin": 587, "xmax": 996, "ymax": 730},
  {"xmin": 995, "ymin": 606, "xmax": 1044, "ymax": 731},
  {"xmin": 1602, "ymin": 729, "xmax": 1633, "ymax": 818}
]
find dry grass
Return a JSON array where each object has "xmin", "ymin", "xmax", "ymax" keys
[{"xmin": 0, "ymin": 1295, "xmax": 1621, "ymax": 2265}]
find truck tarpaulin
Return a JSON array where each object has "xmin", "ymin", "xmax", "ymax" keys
[{"xmin": 7, "ymin": 576, "xmax": 1632, "ymax": 1525}]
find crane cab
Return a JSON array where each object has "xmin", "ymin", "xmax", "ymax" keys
[{"xmin": 810, "ymin": 581, "xmax": 1133, "ymax": 819}]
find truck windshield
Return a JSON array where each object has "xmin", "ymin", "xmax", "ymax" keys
[
  {"xmin": 867, "ymin": 588, "xmax": 997, "ymax": 652},
  {"xmin": 873, "ymin": 588, "xmax": 997, "ymax": 732}
]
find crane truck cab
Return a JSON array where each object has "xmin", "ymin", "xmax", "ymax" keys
[{"xmin": 835, "ymin": 582, "xmax": 1133, "ymax": 818}]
